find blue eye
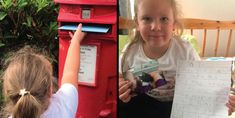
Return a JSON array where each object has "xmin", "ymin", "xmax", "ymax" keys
[
  {"xmin": 142, "ymin": 17, "xmax": 152, "ymax": 22},
  {"xmin": 160, "ymin": 17, "xmax": 169, "ymax": 23}
]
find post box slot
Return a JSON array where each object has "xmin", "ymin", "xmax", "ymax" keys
[
  {"xmin": 58, "ymin": 22, "xmax": 115, "ymax": 41},
  {"xmin": 59, "ymin": 23, "xmax": 111, "ymax": 33}
]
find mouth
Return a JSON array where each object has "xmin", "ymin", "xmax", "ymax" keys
[{"xmin": 149, "ymin": 35, "xmax": 164, "ymax": 39}]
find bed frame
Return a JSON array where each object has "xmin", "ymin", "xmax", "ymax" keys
[{"xmin": 119, "ymin": 17, "xmax": 235, "ymax": 57}]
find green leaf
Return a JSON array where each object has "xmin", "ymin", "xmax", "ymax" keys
[
  {"xmin": 22, "ymin": 16, "xmax": 33, "ymax": 27},
  {"xmin": 17, "ymin": 0, "xmax": 28, "ymax": 9},
  {"xmin": 1, "ymin": 0, "xmax": 13, "ymax": 10},
  {"xmin": 0, "ymin": 43, "xmax": 5, "ymax": 47},
  {"xmin": 49, "ymin": 21, "xmax": 57, "ymax": 32},
  {"xmin": 36, "ymin": 0, "xmax": 49, "ymax": 13},
  {"xmin": 0, "ymin": 12, "xmax": 7, "ymax": 21}
]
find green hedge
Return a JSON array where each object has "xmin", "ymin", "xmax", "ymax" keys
[{"xmin": 0, "ymin": 0, "xmax": 59, "ymax": 107}]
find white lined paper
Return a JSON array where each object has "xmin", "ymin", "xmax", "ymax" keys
[{"xmin": 171, "ymin": 61, "xmax": 232, "ymax": 118}]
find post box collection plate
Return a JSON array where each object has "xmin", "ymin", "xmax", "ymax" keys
[{"xmin": 79, "ymin": 45, "xmax": 98, "ymax": 86}]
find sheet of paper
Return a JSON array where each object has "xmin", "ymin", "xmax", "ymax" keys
[
  {"xmin": 78, "ymin": 45, "xmax": 97, "ymax": 85},
  {"xmin": 171, "ymin": 61, "xmax": 232, "ymax": 118},
  {"xmin": 58, "ymin": 25, "xmax": 110, "ymax": 33}
]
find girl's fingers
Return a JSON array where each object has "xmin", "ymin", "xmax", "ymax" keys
[
  {"xmin": 71, "ymin": 23, "xmax": 87, "ymax": 43},
  {"xmin": 119, "ymin": 80, "xmax": 128, "ymax": 88},
  {"xmin": 119, "ymin": 81, "xmax": 132, "ymax": 95},
  {"xmin": 119, "ymin": 74, "xmax": 124, "ymax": 78},
  {"xmin": 230, "ymin": 94, "xmax": 235, "ymax": 101},
  {"xmin": 119, "ymin": 88, "xmax": 131, "ymax": 103},
  {"xmin": 119, "ymin": 75, "xmax": 132, "ymax": 103},
  {"xmin": 226, "ymin": 103, "xmax": 233, "ymax": 115},
  {"xmin": 119, "ymin": 77, "xmax": 131, "ymax": 89},
  {"xmin": 229, "ymin": 94, "xmax": 235, "ymax": 107},
  {"xmin": 69, "ymin": 32, "xmax": 74, "ymax": 38},
  {"xmin": 122, "ymin": 97, "xmax": 131, "ymax": 103},
  {"xmin": 76, "ymin": 23, "xmax": 86, "ymax": 41},
  {"xmin": 226, "ymin": 94, "xmax": 235, "ymax": 115}
]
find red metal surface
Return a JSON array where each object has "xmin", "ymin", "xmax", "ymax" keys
[
  {"xmin": 54, "ymin": 0, "xmax": 116, "ymax": 6},
  {"xmin": 57, "ymin": 1, "xmax": 117, "ymax": 118}
]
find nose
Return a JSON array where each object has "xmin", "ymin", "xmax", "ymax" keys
[{"xmin": 151, "ymin": 21, "xmax": 161, "ymax": 31}]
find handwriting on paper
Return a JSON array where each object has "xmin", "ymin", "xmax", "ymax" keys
[{"xmin": 171, "ymin": 61, "xmax": 232, "ymax": 118}]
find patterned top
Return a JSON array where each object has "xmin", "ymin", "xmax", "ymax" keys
[{"xmin": 119, "ymin": 38, "xmax": 200, "ymax": 101}]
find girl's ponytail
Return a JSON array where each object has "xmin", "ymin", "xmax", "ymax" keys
[{"xmin": 12, "ymin": 94, "xmax": 42, "ymax": 118}]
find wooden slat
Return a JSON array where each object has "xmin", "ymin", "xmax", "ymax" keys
[
  {"xmin": 190, "ymin": 29, "xmax": 193, "ymax": 35},
  {"xmin": 214, "ymin": 29, "xmax": 220, "ymax": 56},
  {"xmin": 202, "ymin": 29, "xmax": 207, "ymax": 57},
  {"xmin": 183, "ymin": 18, "xmax": 235, "ymax": 29},
  {"xmin": 119, "ymin": 17, "xmax": 235, "ymax": 30},
  {"xmin": 226, "ymin": 29, "xmax": 233, "ymax": 57},
  {"xmin": 119, "ymin": 17, "xmax": 135, "ymax": 29}
]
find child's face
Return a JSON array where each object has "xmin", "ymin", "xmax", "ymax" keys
[{"xmin": 137, "ymin": 0, "xmax": 175, "ymax": 49}]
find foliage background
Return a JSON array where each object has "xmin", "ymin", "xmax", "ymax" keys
[{"xmin": 0, "ymin": 0, "xmax": 59, "ymax": 109}]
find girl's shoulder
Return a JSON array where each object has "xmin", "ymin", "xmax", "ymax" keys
[
  {"xmin": 173, "ymin": 37, "xmax": 193, "ymax": 49},
  {"xmin": 121, "ymin": 40, "xmax": 141, "ymax": 53},
  {"xmin": 120, "ymin": 41, "xmax": 141, "ymax": 63},
  {"xmin": 171, "ymin": 37, "xmax": 197, "ymax": 54},
  {"xmin": 41, "ymin": 83, "xmax": 78, "ymax": 118},
  {"xmin": 171, "ymin": 37, "xmax": 200, "ymax": 60}
]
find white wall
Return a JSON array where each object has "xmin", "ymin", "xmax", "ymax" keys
[
  {"xmin": 177, "ymin": 0, "xmax": 235, "ymax": 57},
  {"xmin": 178, "ymin": 0, "xmax": 235, "ymax": 20}
]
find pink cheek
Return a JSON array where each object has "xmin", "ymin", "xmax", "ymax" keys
[{"xmin": 168, "ymin": 24, "xmax": 175, "ymax": 30}]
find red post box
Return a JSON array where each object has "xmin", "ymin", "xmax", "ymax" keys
[{"xmin": 55, "ymin": 0, "xmax": 117, "ymax": 118}]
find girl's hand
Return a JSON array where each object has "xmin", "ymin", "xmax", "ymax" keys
[
  {"xmin": 69, "ymin": 23, "xmax": 86, "ymax": 43},
  {"xmin": 226, "ymin": 94, "xmax": 235, "ymax": 115},
  {"xmin": 119, "ymin": 75, "xmax": 132, "ymax": 103}
]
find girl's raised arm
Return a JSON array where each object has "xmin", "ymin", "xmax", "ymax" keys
[{"xmin": 61, "ymin": 23, "xmax": 86, "ymax": 90}]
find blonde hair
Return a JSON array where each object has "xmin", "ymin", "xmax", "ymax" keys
[
  {"xmin": 1, "ymin": 46, "xmax": 53, "ymax": 118},
  {"xmin": 121, "ymin": 0, "xmax": 183, "ymax": 74}
]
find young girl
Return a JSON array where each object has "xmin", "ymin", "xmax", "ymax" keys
[
  {"xmin": 1, "ymin": 24, "xmax": 86, "ymax": 118},
  {"xmin": 118, "ymin": 0, "xmax": 235, "ymax": 117}
]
